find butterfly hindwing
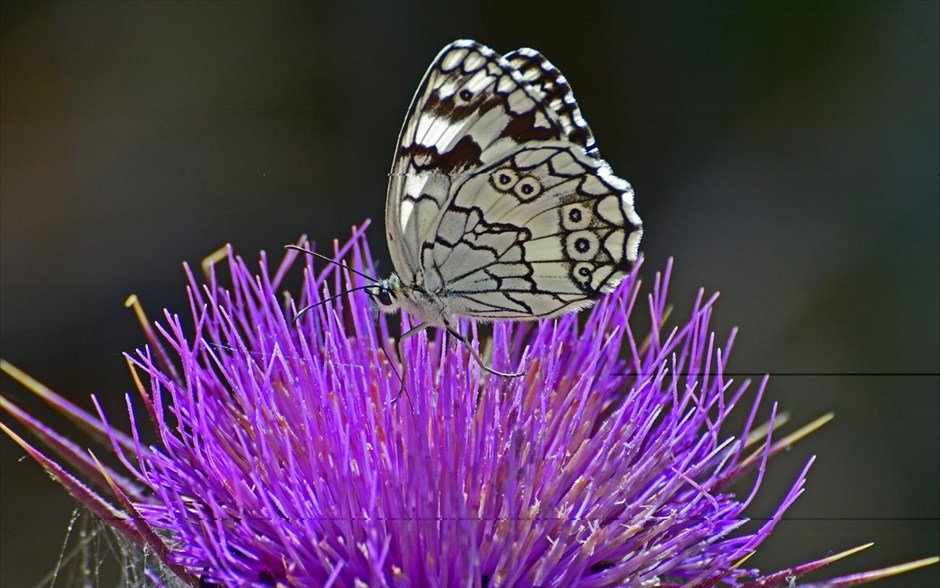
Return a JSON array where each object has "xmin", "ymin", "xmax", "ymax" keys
[
  {"xmin": 385, "ymin": 40, "xmax": 642, "ymax": 322},
  {"xmin": 423, "ymin": 145, "xmax": 642, "ymax": 320}
]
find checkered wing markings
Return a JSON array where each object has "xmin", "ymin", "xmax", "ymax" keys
[{"xmin": 425, "ymin": 145, "xmax": 643, "ymax": 320}]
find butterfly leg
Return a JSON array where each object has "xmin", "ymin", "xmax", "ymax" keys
[
  {"xmin": 390, "ymin": 321, "xmax": 429, "ymax": 404},
  {"xmin": 446, "ymin": 327, "xmax": 525, "ymax": 378}
]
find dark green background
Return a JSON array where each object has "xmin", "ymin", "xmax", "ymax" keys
[{"xmin": 2, "ymin": 1, "xmax": 937, "ymax": 586}]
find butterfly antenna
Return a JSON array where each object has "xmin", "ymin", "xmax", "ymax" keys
[
  {"xmin": 285, "ymin": 244, "xmax": 378, "ymax": 283},
  {"xmin": 292, "ymin": 285, "xmax": 376, "ymax": 325}
]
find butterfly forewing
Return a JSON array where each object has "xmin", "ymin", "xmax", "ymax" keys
[
  {"xmin": 502, "ymin": 47, "xmax": 598, "ymax": 157},
  {"xmin": 385, "ymin": 40, "xmax": 642, "ymax": 322}
]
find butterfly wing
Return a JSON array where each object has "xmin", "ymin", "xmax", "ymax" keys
[{"xmin": 386, "ymin": 40, "xmax": 642, "ymax": 320}]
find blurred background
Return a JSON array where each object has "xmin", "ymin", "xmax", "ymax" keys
[{"xmin": 1, "ymin": 1, "xmax": 937, "ymax": 586}]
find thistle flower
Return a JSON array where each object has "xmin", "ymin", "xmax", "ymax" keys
[{"xmin": 2, "ymin": 222, "xmax": 936, "ymax": 587}]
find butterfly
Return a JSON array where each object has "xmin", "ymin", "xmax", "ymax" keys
[{"xmin": 365, "ymin": 40, "xmax": 643, "ymax": 378}]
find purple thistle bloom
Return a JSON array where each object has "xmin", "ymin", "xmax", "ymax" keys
[{"xmin": 2, "ymin": 222, "xmax": 937, "ymax": 587}]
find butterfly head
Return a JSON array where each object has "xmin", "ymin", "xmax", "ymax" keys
[{"xmin": 367, "ymin": 274, "xmax": 402, "ymax": 314}]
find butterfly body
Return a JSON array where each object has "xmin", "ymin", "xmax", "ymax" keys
[
  {"xmin": 370, "ymin": 40, "xmax": 642, "ymax": 367},
  {"xmin": 371, "ymin": 271, "xmax": 453, "ymax": 329}
]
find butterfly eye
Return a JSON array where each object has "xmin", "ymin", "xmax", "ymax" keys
[
  {"xmin": 514, "ymin": 177, "xmax": 542, "ymax": 200},
  {"xmin": 377, "ymin": 290, "xmax": 393, "ymax": 307},
  {"xmin": 368, "ymin": 286, "xmax": 395, "ymax": 310},
  {"xmin": 491, "ymin": 169, "xmax": 519, "ymax": 191}
]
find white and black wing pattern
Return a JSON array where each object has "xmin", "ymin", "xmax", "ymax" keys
[{"xmin": 385, "ymin": 40, "xmax": 642, "ymax": 321}]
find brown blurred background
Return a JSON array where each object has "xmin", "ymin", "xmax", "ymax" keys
[{"xmin": 1, "ymin": 1, "xmax": 937, "ymax": 586}]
